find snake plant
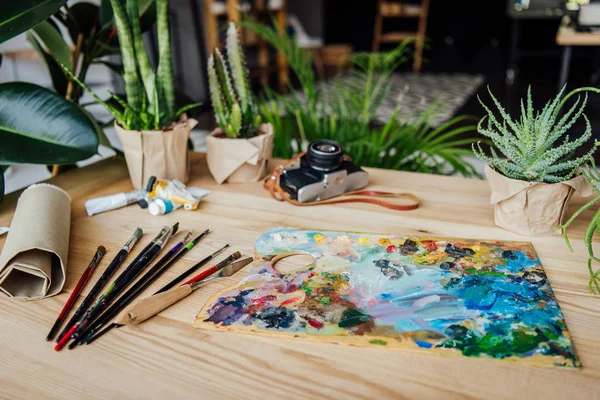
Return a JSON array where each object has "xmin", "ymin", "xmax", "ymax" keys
[
  {"xmin": 473, "ymin": 86, "xmax": 600, "ymax": 183},
  {"xmin": 62, "ymin": 0, "xmax": 200, "ymax": 131},
  {"xmin": 207, "ymin": 22, "xmax": 262, "ymax": 138}
]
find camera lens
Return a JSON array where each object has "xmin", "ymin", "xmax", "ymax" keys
[{"xmin": 307, "ymin": 140, "xmax": 344, "ymax": 171}]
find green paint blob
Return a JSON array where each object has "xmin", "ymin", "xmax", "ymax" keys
[
  {"xmin": 320, "ymin": 297, "xmax": 331, "ymax": 304},
  {"xmin": 338, "ymin": 308, "xmax": 371, "ymax": 328},
  {"xmin": 369, "ymin": 339, "xmax": 387, "ymax": 345}
]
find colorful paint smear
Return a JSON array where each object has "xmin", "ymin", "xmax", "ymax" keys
[{"xmin": 194, "ymin": 228, "xmax": 580, "ymax": 369}]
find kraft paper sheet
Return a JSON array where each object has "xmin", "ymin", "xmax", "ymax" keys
[
  {"xmin": 485, "ymin": 166, "xmax": 592, "ymax": 236},
  {"xmin": 0, "ymin": 184, "xmax": 71, "ymax": 299},
  {"xmin": 206, "ymin": 123, "xmax": 274, "ymax": 184}
]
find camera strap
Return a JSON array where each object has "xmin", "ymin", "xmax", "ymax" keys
[{"xmin": 264, "ymin": 153, "xmax": 420, "ymax": 211}]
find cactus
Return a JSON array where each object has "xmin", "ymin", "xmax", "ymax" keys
[
  {"xmin": 207, "ymin": 22, "xmax": 261, "ymax": 138},
  {"xmin": 473, "ymin": 86, "xmax": 600, "ymax": 183}
]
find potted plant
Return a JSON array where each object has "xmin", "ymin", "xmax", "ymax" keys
[
  {"xmin": 206, "ymin": 22, "xmax": 273, "ymax": 184},
  {"xmin": 473, "ymin": 86, "xmax": 600, "ymax": 236},
  {"xmin": 62, "ymin": 0, "xmax": 200, "ymax": 189},
  {"xmin": 558, "ymin": 161, "xmax": 600, "ymax": 294}
]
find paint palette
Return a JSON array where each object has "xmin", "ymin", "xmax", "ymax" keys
[{"xmin": 194, "ymin": 228, "xmax": 580, "ymax": 369}]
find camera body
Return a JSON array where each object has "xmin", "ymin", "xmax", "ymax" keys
[{"xmin": 279, "ymin": 140, "xmax": 369, "ymax": 203}]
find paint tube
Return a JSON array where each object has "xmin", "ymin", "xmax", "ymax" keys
[
  {"xmin": 85, "ymin": 190, "xmax": 147, "ymax": 216},
  {"xmin": 148, "ymin": 198, "xmax": 182, "ymax": 216},
  {"xmin": 147, "ymin": 179, "xmax": 202, "ymax": 210}
]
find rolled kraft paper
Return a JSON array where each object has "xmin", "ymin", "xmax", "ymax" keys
[
  {"xmin": 485, "ymin": 165, "xmax": 593, "ymax": 236},
  {"xmin": 206, "ymin": 123, "xmax": 274, "ymax": 184},
  {"xmin": 115, "ymin": 117, "xmax": 198, "ymax": 189},
  {"xmin": 0, "ymin": 184, "xmax": 71, "ymax": 299}
]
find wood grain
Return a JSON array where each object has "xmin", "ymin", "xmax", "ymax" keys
[{"xmin": 1, "ymin": 153, "xmax": 599, "ymax": 399}]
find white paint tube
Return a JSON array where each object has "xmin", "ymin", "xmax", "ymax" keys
[{"xmin": 85, "ymin": 190, "xmax": 147, "ymax": 216}]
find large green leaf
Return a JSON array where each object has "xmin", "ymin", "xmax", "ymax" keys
[
  {"xmin": 31, "ymin": 20, "xmax": 72, "ymax": 70},
  {"xmin": 0, "ymin": 0, "xmax": 66, "ymax": 44},
  {"xmin": 0, "ymin": 82, "xmax": 99, "ymax": 164},
  {"xmin": 64, "ymin": 2, "xmax": 99, "ymax": 45},
  {"xmin": 26, "ymin": 32, "xmax": 68, "ymax": 96}
]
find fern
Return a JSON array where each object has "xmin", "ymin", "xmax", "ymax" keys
[
  {"xmin": 207, "ymin": 22, "xmax": 262, "ymax": 138},
  {"xmin": 473, "ymin": 86, "xmax": 599, "ymax": 183},
  {"xmin": 244, "ymin": 18, "xmax": 479, "ymax": 177}
]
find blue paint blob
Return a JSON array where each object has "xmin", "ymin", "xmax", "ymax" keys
[{"xmin": 414, "ymin": 340, "xmax": 433, "ymax": 348}]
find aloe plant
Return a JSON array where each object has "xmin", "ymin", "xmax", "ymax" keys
[
  {"xmin": 207, "ymin": 22, "xmax": 261, "ymax": 138},
  {"xmin": 63, "ymin": 0, "xmax": 200, "ymax": 131},
  {"xmin": 473, "ymin": 86, "xmax": 600, "ymax": 183}
]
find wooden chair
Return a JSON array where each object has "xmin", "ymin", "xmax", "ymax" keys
[{"xmin": 372, "ymin": 0, "xmax": 430, "ymax": 72}]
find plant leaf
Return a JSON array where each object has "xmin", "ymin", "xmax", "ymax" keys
[
  {"xmin": 0, "ymin": 82, "xmax": 99, "ymax": 164},
  {"xmin": 0, "ymin": 0, "xmax": 66, "ymax": 44},
  {"xmin": 26, "ymin": 32, "xmax": 68, "ymax": 96},
  {"xmin": 32, "ymin": 19, "xmax": 72, "ymax": 69}
]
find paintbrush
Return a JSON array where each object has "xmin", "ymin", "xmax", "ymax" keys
[
  {"xmin": 108, "ymin": 256, "xmax": 253, "ymax": 328},
  {"xmin": 67, "ymin": 224, "xmax": 176, "ymax": 348},
  {"xmin": 85, "ymin": 243, "xmax": 231, "ymax": 344},
  {"xmin": 55, "ymin": 228, "xmax": 143, "ymax": 343},
  {"xmin": 46, "ymin": 246, "xmax": 106, "ymax": 341},
  {"xmin": 70, "ymin": 230, "xmax": 210, "ymax": 347},
  {"xmin": 155, "ymin": 243, "xmax": 231, "ymax": 294},
  {"xmin": 56, "ymin": 228, "xmax": 194, "ymax": 351}
]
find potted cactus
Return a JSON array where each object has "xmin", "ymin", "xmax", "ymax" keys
[
  {"xmin": 206, "ymin": 22, "xmax": 274, "ymax": 184},
  {"xmin": 473, "ymin": 86, "xmax": 600, "ymax": 236},
  {"xmin": 63, "ymin": 0, "xmax": 200, "ymax": 189}
]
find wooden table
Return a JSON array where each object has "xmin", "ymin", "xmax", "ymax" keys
[
  {"xmin": 556, "ymin": 24, "xmax": 600, "ymax": 89},
  {"xmin": 1, "ymin": 153, "xmax": 599, "ymax": 399}
]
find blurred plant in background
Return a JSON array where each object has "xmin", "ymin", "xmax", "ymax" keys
[{"xmin": 244, "ymin": 19, "xmax": 480, "ymax": 177}]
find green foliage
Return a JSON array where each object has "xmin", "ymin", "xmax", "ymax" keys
[
  {"xmin": 244, "ymin": 19, "xmax": 479, "ymax": 177},
  {"xmin": 558, "ymin": 161, "xmax": 600, "ymax": 294},
  {"xmin": 0, "ymin": 5, "xmax": 101, "ymax": 201},
  {"xmin": 0, "ymin": 82, "xmax": 99, "ymax": 164},
  {"xmin": 473, "ymin": 86, "xmax": 600, "ymax": 183},
  {"xmin": 0, "ymin": 0, "xmax": 66, "ymax": 44},
  {"xmin": 207, "ymin": 22, "xmax": 261, "ymax": 138},
  {"xmin": 66, "ymin": 0, "xmax": 200, "ymax": 131}
]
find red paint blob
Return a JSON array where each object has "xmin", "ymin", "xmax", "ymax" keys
[
  {"xmin": 386, "ymin": 245, "xmax": 396, "ymax": 253},
  {"xmin": 307, "ymin": 318, "xmax": 324, "ymax": 329}
]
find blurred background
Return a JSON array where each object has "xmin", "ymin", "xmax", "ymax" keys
[{"xmin": 2, "ymin": 0, "xmax": 599, "ymax": 192}]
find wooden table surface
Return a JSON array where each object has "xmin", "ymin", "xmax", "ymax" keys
[
  {"xmin": 556, "ymin": 25, "xmax": 600, "ymax": 46},
  {"xmin": 1, "ymin": 153, "xmax": 599, "ymax": 399}
]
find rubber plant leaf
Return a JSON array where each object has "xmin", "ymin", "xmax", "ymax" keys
[
  {"xmin": 0, "ymin": 82, "xmax": 99, "ymax": 164},
  {"xmin": 26, "ymin": 32, "xmax": 68, "ymax": 96},
  {"xmin": 0, "ymin": 0, "xmax": 66, "ymax": 44},
  {"xmin": 32, "ymin": 19, "xmax": 72, "ymax": 69}
]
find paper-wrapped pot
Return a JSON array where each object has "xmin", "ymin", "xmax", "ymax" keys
[
  {"xmin": 115, "ymin": 117, "xmax": 198, "ymax": 189},
  {"xmin": 206, "ymin": 123, "xmax": 274, "ymax": 184},
  {"xmin": 485, "ymin": 165, "xmax": 593, "ymax": 236}
]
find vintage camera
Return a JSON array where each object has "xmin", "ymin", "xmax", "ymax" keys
[{"xmin": 279, "ymin": 140, "xmax": 369, "ymax": 203}]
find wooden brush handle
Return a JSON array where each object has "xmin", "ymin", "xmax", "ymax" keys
[{"xmin": 113, "ymin": 285, "xmax": 193, "ymax": 325}]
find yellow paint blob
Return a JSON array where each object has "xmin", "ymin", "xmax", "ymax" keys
[{"xmin": 379, "ymin": 238, "xmax": 391, "ymax": 246}]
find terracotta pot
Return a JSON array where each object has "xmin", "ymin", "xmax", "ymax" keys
[
  {"xmin": 485, "ymin": 165, "xmax": 592, "ymax": 236},
  {"xmin": 115, "ymin": 117, "xmax": 198, "ymax": 189},
  {"xmin": 205, "ymin": 123, "xmax": 274, "ymax": 184}
]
